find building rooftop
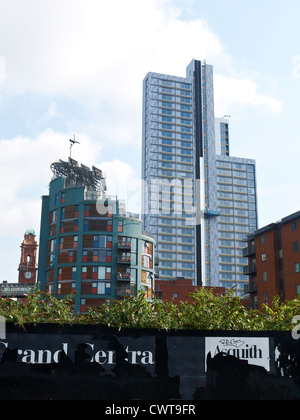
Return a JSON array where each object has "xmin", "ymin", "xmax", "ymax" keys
[
  {"xmin": 25, "ymin": 228, "xmax": 35, "ymax": 236},
  {"xmin": 50, "ymin": 158, "xmax": 107, "ymax": 195}
]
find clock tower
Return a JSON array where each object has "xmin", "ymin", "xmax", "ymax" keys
[{"xmin": 18, "ymin": 229, "xmax": 38, "ymax": 284}]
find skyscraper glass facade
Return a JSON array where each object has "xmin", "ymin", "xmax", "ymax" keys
[
  {"xmin": 142, "ymin": 59, "xmax": 258, "ymax": 295},
  {"xmin": 142, "ymin": 71, "xmax": 196, "ymax": 282},
  {"xmin": 216, "ymin": 154, "xmax": 258, "ymax": 294}
]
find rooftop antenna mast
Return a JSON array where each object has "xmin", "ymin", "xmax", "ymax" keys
[{"xmin": 69, "ymin": 135, "xmax": 80, "ymax": 159}]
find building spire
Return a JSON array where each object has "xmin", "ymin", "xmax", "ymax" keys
[{"xmin": 69, "ymin": 135, "xmax": 80, "ymax": 159}]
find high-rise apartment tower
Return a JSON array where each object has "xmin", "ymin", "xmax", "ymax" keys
[{"xmin": 142, "ymin": 59, "xmax": 258, "ymax": 295}]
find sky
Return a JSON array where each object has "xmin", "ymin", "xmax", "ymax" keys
[{"xmin": 1, "ymin": 0, "xmax": 300, "ymax": 282}]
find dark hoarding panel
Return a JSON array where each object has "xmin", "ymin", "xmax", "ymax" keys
[{"xmin": 0, "ymin": 325, "xmax": 299, "ymax": 400}]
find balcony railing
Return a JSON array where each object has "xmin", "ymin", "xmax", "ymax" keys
[
  {"xmin": 243, "ymin": 263, "xmax": 257, "ymax": 275},
  {"xmin": 118, "ymin": 256, "xmax": 131, "ymax": 264},
  {"xmin": 248, "ymin": 280, "xmax": 258, "ymax": 293},
  {"xmin": 117, "ymin": 286, "xmax": 131, "ymax": 296},
  {"xmin": 243, "ymin": 244, "xmax": 256, "ymax": 257},
  {"xmin": 117, "ymin": 273, "xmax": 131, "ymax": 281},
  {"xmin": 117, "ymin": 241, "xmax": 131, "ymax": 250}
]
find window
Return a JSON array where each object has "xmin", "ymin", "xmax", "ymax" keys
[
  {"xmin": 262, "ymin": 272, "xmax": 267, "ymax": 282},
  {"xmin": 51, "ymin": 210, "xmax": 58, "ymax": 224},
  {"xmin": 295, "ymin": 263, "xmax": 300, "ymax": 273},
  {"xmin": 261, "ymin": 234, "xmax": 265, "ymax": 244},
  {"xmin": 97, "ymin": 266, "xmax": 111, "ymax": 280},
  {"xmin": 97, "ymin": 282, "xmax": 105, "ymax": 295},
  {"xmin": 292, "ymin": 221, "xmax": 297, "ymax": 231},
  {"xmin": 293, "ymin": 241, "xmax": 299, "ymax": 252},
  {"xmin": 143, "ymin": 255, "xmax": 150, "ymax": 268},
  {"xmin": 80, "ymin": 299, "xmax": 86, "ymax": 311},
  {"xmin": 50, "ymin": 239, "xmax": 56, "ymax": 253},
  {"xmin": 118, "ymin": 220, "xmax": 123, "ymax": 233},
  {"xmin": 262, "ymin": 253, "xmax": 267, "ymax": 262},
  {"xmin": 296, "ymin": 284, "xmax": 300, "ymax": 296}
]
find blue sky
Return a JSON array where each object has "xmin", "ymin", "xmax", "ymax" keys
[{"xmin": 1, "ymin": 0, "xmax": 300, "ymax": 282}]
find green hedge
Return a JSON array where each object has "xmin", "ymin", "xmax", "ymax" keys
[{"xmin": 0, "ymin": 288, "xmax": 300, "ymax": 331}]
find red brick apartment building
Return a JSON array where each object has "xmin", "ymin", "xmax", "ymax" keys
[
  {"xmin": 244, "ymin": 211, "xmax": 300, "ymax": 308},
  {"xmin": 155, "ymin": 278, "xmax": 225, "ymax": 305}
]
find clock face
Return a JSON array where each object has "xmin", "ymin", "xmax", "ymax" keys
[{"xmin": 24, "ymin": 271, "xmax": 32, "ymax": 280}]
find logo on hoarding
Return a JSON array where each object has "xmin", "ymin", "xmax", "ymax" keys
[
  {"xmin": 205, "ymin": 337, "xmax": 270, "ymax": 371},
  {"xmin": 292, "ymin": 316, "xmax": 300, "ymax": 340},
  {"xmin": 0, "ymin": 339, "xmax": 154, "ymax": 366},
  {"xmin": 218, "ymin": 339, "xmax": 245, "ymax": 348}
]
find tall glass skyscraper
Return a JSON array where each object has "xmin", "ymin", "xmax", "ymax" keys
[{"xmin": 142, "ymin": 59, "xmax": 258, "ymax": 295}]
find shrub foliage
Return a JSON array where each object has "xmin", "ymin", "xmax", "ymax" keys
[{"xmin": 0, "ymin": 288, "xmax": 299, "ymax": 331}]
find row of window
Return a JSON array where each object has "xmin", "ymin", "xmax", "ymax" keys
[
  {"xmin": 159, "ymin": 269, "xmax": 194, "ymax": 279},
  {"xmin": 220, "ymin": 256, "xmax": 247, "ymax": 264},
  {"xmin": 219, "ymin": 234, "xmax": 253, "ymax": 242},
  {"xmin": 217, "ymin": 176, "xmax": 253, "ymax": 186},
  {"xmin": 50, "ymin": 281, "xmax": 112, "ymax": 296},
  {"xmin": 218, "ymin": 199, "xmax": 256, "ymax": 210},
  {"xmin": 261, "ymin": 266, "xmax": 300, "ymax": 282},
  {"xmin": 260, "ymin": 244, "xmax": 300, "ymax": 263},
  {"xmin": 160, "ymin": 260, "xmax": 194, "ymax": 269},
  {"xmin": 155, "ymin": 118, "xmax": 194, "ymax": 132},
  {"xmin": 52, "ymin": 204, "xmax": 113, "ymax": 220},
  {"xmin": 216, "ymin": 162, "xmax": 255, "ymax": 172},
  {"xmin": 218, "ymin": 224, "xmax": 251, "ymax": 233},
  {"xmin": 55, "ymin": 280, "xmax": 146, "ymax": 299},
  {"xmin": 157, "ymin": 80, "xmax": 191, "ymax": 90},
  {"xmin": 159, "ymin": 86, "xmax": 192, "ymax": 95},
  {"xmin": 49, "ymin": 219, "xmax": 124, "ymax": 236},
  {"xmin": 158, "ymin": 235, "xmax": 194, "ymax": 243},
  {"xmin": 220, "ymin": 273, "xmax": 248, "ymax": 281},
  {"xmin": 219, "ymin": 240, "xmax": 246, "ymax": 248},
  {"xmin": 160, "ymin": 149, "xmax": 194, "ymax": 158},
  {"xmin": 158, "ymin": 252, "xmax": 194, "ymax": 261},
  {"xmin": 159, "ymin": 108, "xmax": 192, "ymax": 117},
  {"xmin": 261, "ymin": 288, "xmax": 300, "ymax": 304},
  {"xmin": 51, "ymin": 249, "xmax": 151, "ymax": 266},
  {"xmin": 50, "ymin": 204, "xmax": 114, "ymax": 222},
  {"xmin": 159, "ymin": 243, "xmax": 194, "ymax": 252},
  {"xmin": 218, "ymin": 192, "xmax": 256, "ymax": 200},
  {"xmin": 219, "ymin": 264, "xmax": 245, "ymax": 273},
  {"xmin": 50, "ymin": 235, "xmax": 150, "ymax": 252},
  {"xmin": 160, "ymin": 116, "xmax": 192, "ymax": 125},
  {"xmin": 160, "ymin": 124, "xmax": 193, "ymax": 137}
]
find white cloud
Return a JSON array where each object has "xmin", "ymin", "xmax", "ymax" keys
[
  {"xmin": 99, "ymin": 159, "xmax": 141, "ymax": 215},
  {"xmin": 0, "ymin": 0, "xmax": 231, "ymax": 100},
  {"xmin": 0, "ymin": 128, "xmax": 103, "ymax": 281},
  {"xmin": 214, "ymin": 74, "xmax": 283, "ymax": 116},
  {"xmin": 0, "ymin": 129, "xmax": 102, "ymax": 236},
  {"xmin": 0, "ymin": 0, "xmax": 282, "ymax": 146}
]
